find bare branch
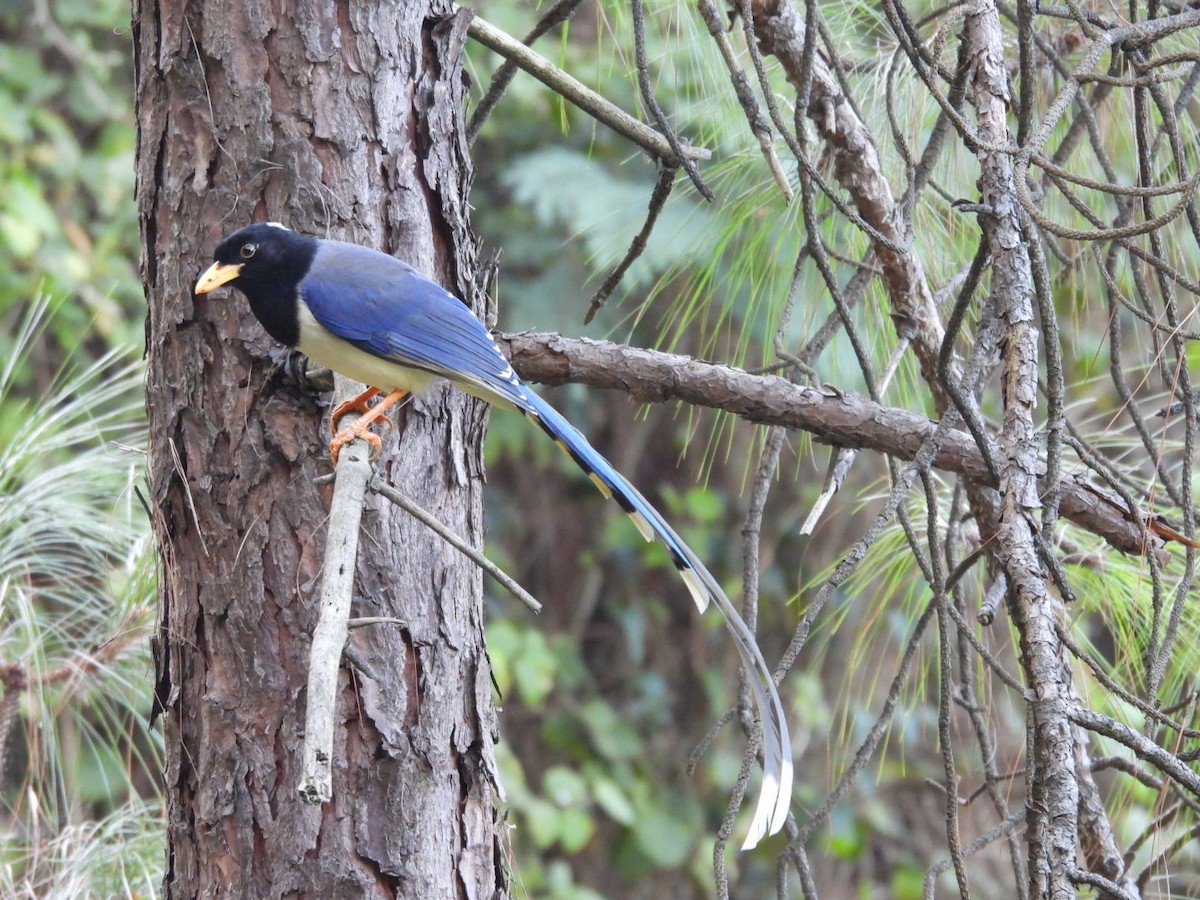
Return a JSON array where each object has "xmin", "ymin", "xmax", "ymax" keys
[
  {"xmin": 367, "ymin": 476, "xmax": 542, "ymax": 614},
  {"xmin": 467, "ymin": 15, "xmax": 711, "ymax": 165},
  {"xmin": 299, "ymin": 373, "xmax": 374, "ymax": 805},
  {"xmin": 497, "ymin": 331, "xmax": 1170, "ymax": 558}
]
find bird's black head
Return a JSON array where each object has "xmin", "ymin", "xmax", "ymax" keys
[{"xmin": 195, "ymin": 223, "xmax": 318, "ymax": 348}]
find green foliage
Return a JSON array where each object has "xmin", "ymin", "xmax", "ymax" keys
[
  {"xmin": 475, "ymin": 2, "xmax": 1200, "ymax": 885},
  {"xmin": 0, "ymin": 797, "xmax": 162, "ymax": 900},
  {"xmin": 471, "ymin": 5, "xmax": 812, "ymax": 893},
  {"xmin": 0, "ymin": 299, "xmax": 160, "ymax": 896},
  {"xmin": 0, "ymin": 4, "xmax": 157, "ymax": 895},
  {"xmin": 0, "ymin": 0, "xmax": 140, "ymax": 353},
  {"xmin": 501, "ymin": 147, "xmax": 714, "ymax": 305},
  {"xmin": 490, "ymin": 619, "xmax": 560, "ymax": 706}
]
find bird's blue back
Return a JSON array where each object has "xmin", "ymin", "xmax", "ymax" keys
[{"xmin": 301, "ymin": 240, "xmax": 528, "ymax": 409}]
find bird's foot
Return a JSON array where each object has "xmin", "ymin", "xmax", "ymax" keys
[
  {"xmin": 330, "ymin": 425, "xmax": 383, "ymax": 464},
  {"xmin": 330, "ymin": 387, "xmax": 383, "ymax": 432},
  {"xmin": 329, "ymin": 388, "xmax": 410, "ymax": 465}
]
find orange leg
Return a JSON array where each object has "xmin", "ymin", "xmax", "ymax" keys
[
  {"xmin": 330, "ymin": 387, "xmax": 382, "ymax": 429},
  {"xmin": 329, "ymin": 388, "xmax": 411, "ymax": 465}
]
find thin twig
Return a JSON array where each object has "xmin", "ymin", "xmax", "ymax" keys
[
  {"xmin": 466, "ymin": 16, "xmax": 710, "ymax": 165},
  {"xmin": 584, "ymin": 163, "xmax": 677, "ymax": 324},
  {"xmin": 695, "ymin": 0, "xmax": 793, "ymax": 201},
  {"xmin": 630, "ymin": 0, "xmax": 713, "ymax": 199},
  {"xmin": 467, "ymin": 0, "xmax": 587, "ymax": 141},
  {"xmin": 368, "ymin": 476, "xmax": 542, "ymax": 614}
]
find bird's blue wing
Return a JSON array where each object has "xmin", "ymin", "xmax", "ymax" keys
[{"xmin": 300, "ymin": 240, "xmax": 527, "ymax": 407}]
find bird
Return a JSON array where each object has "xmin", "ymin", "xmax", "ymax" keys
[{"xmin": 195, "ymin": 221, "xmax": 792, "ymax": 849}]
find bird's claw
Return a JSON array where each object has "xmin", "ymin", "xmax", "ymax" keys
[
  {"xmin": 330, "ymin": 387, "xmax": 382, "ymax": 435},
  {"xmin": 327, "ymin": 387, "xmax": 411, "ymax": 467},
  {"xmin": 330, "ymin": 426, "xmax": 383, "ymax": 466}
]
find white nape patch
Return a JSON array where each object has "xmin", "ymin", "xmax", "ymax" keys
[
  {"xmin": 266, "ymin": 221, "xmax": 291, "ymax": 230},
  {"xmin": 679, "ymin": 567, "xmax": 711, "ymax": 613}
]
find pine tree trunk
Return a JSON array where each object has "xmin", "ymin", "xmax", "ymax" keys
[{"xmin": 133, "ymin": 1, "xmax": 503, "ymax": 895}]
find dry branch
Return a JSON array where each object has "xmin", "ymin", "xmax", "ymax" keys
[
  {"xmin": 367, "ymin": 476, "xmax": 542, "ymax": 614},
  {"xmin": 497, "ymin": 331, "xmax": 1168, "ymax": 560},
  {"xmin": 966, "ymin": 1, "xmax": 1076, "ymax": 893},
  {"xmin": 298, "ymin": 373, "xmax": 373, "ymax": 804},
  {"xmin": 467, "ymin": 15, "xmax": 711, "ymax": 165},
  {"xmin": 750, "ymin": 0, "xmax": 950, "ymax": 404}
]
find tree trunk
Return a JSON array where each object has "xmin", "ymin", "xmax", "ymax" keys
[{"xmin": 134, "ymin": 0, "xmax": 503, "ymax": 896}]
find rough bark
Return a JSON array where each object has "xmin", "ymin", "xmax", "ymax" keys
[{"xmin": 134, "ymin": 0, "xmax": 503, "ymax": 896}]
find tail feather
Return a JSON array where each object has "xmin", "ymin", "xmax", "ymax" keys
[{"xmin": 520, "ymin": 389, "xmax": 792, "ymax": 848}]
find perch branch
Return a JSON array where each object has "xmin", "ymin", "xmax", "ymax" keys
[{"xmin": 298, "ymin": 373, "xmax": 374, "ymax": 804}]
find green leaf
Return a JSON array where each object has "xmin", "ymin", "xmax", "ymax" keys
[
  {"xmin": 485, "ymin": 618, "xmax": 519, "ymax": 697},
  {"xmin": 543, "ymin": 765, "xmax": 589, "ymax": 807},
  {"xmin": 557, "ymin": 807, "xmax": 595, "ymax": 854},
  {"xmin": 525, "ymin": 797, "xmax": 561, "ymax": 850},
  {"xmin": 591, "ymin": 777, "xmax": 636, "ymax": 826},
  {"xmin": 628, "ymin": 801, "xmax": 694, "ymax": 869},
  {"xmin": 511, "ymin": 629, "xmax": 557, "ymax": 706},
  {"xmin": 486, "ymin": 620, "xmax": 557, "ymax": 706},
  {"xmin": 578, "ymin": 698, "xmax": 640, "ymax": 762}
]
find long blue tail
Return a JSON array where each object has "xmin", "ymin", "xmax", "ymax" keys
[{"xmin": 518, "ymin": 388, "xmax": 792, "ymax": 849}]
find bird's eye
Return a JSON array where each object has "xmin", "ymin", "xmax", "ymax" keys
[{"xmin": 240, "ymin": 243, "xmax": 257, "ymax": 259}]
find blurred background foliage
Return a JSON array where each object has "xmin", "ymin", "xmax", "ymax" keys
[
  {"xmin": 0, "ymin": 0, "xmax": 140, "ymax": 355},
  {"xmin": 2, "ymin": 0, "xmax": 1197, "ymax": 895},
  {"xmin": 0, "ymin": 298, "xmax": 158, "ymax": 898},
  {"xmin": 0, "ymin": 0, "xmax": 159, "ymax": 896},
  {"xmin": 468, "ymin": 3, "xmax": 932, "ymax": 895}
]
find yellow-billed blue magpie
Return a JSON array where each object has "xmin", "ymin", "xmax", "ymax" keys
[{"xmin": 195, "ymin": 222, "xmax": 792, "ymax": 848}]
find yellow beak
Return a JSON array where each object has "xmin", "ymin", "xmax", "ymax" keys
[{"xmin": 195, "ymin": 261, "xmax": 243, "ymax": 294}]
